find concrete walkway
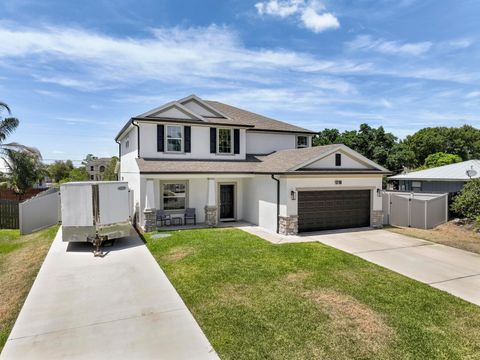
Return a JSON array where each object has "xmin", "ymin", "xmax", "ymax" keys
[
  {"xmin": 242, "ymin": 226, "xmax": 480, "ymax": 306},
  {"xmin": 1, "ymin": 228, "xmax": 218, "ymax": 360}
]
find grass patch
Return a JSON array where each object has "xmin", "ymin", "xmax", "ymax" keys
[
  {"xmin": 0, "ymin": 226, "xmax": 58, "ymax": 351},
  {"xmin": 146, "ymin": 228, "xmax": 480, "ymax": 360},
  {"xmin": 386, "ymin": 222, "xmax": 480, "ymax": 254}
]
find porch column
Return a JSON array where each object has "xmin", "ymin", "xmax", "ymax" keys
[
  {"xmin": 205, "ymin": 178, "xmax": 218, "ymax": 226},
  {"xmin": 144, "ymin": 179, "xmax": 156, "ymax": 232}
]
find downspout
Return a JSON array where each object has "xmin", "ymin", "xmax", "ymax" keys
[
  {"xmin": 115, "ymin": 139, "xmax": 121, "ymax": 180},
  {"xmin": 271, "ymin": 174, "xmax": 280, "ymax": 233},
  {"xmin": 132, "ymin": 120, "xmax": 140, "ymax": 158}
]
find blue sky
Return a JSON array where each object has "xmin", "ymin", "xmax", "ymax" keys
[{"xmin": 0, "ymin": 0, "xmax": 479, "ymax": 164}]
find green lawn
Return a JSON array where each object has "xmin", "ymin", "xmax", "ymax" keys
[
  {"xmin": 0, "ymin": 226, "xmax": 58, "ymax": 351},
  {"xmin": 146, "ymin": 228, "xmax": 480, "ymax": 360}
]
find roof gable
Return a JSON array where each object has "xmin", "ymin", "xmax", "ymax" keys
[
  {"xmin": 138, "ymin": 102, "xmax": 204, "ymax": 121},
  {"xmin": 291, "ymin": 144, "xmax": 389, "ymax": 172},
  {"xmin": 178, "ymin": 95, "xmax": 228, "ymax": 118}
]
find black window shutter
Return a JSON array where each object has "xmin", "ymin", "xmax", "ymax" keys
[
  {"xmin": 184, "ymin": 126, "xmax": 191, "ymax": 153},
  {"xmin": 157, "ymin": 125, "xmax": 164, "ymax": 152},
  {"xmin": 233, "ymin": 129, "xmax": 240, "ymax": 154},
  {"xmin": 210, "ymin": 128, "xmax": 217, "ymax": 153}
]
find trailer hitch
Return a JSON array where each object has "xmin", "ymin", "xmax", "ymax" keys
[{"xmin": 87, "ymin": 234, "xmax": 107, "ymax": 257}]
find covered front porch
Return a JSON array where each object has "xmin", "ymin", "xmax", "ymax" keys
[{"xmin": 140, "ymin": 174, "xmax": 255, "ymax": 232}]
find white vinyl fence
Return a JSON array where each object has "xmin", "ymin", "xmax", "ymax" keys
[
  {"xmin": 382, "ymin": 191, "xmax": 448, "ymax": 229},
  {"xmin": 19, "ymin": 188, "xmax": 61, "ymax": 235}
]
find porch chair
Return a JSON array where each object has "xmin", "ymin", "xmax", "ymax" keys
[
  {"xmin": 156, "ymin": 209, "xmax": 171, "ymax": 228},
  {"xmin": 184, "ymin": 208, "xmax": 196, "ymax": 225}
]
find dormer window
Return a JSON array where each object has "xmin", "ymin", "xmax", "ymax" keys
[
  {"xmin": 166, "ymin": 125, "xmax": 183, "ymax": 152},
  {"xmin": 218, "ymin": 128, "xmax": 233, "ymax": 154},
  {"xmin": 296, "ymin": 136, "xmax": 308, "ymax": 148}
]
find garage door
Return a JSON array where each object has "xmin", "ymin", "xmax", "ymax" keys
[{"xmin": 298, "ymin": 190, "xmax": 371, "ymax": 232}]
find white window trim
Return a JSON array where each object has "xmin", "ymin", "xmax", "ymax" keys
[
  {"xmin": 165, "ymin": 125, "xmax": 184, "ymax": 153},
  {"xmin": 217, "ymin": 128, "xmax": 234, "ymax": 155},
  {"xmin": 161, "ymin": 180, "xmax": 188, "ymax": 213},
  {"xmin": 296, "ymin": 135, "xmax": 309, "ymax": 149}
]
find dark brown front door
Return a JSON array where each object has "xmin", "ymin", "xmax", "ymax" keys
[
  {"xmin": 220, "ymin": 185, "xmax": 235, "ymax": 219},
  {"xmin": 298, "ymin": 190, "xmax": 371, "ymax": 232}
]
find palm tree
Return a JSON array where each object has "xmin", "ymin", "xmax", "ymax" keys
[{"xmin": 0, "ymin": 101, "xmax": 41, "ymax": 157}]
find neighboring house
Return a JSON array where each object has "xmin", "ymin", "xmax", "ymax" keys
[
  {"xmin": 86, "ymin": 158, "xmax": 110, "ymax": 181},
  {"xmin": 115, "ymin": 95, "xmax": 389, "ymax": 235},
  {"xmin": 389, "ymin": 160, "xmax": 480, "ymax": 194}
]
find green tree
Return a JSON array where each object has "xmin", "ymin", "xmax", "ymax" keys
[
  {"xmin": 313, "ymin": 124, "xmax": 398, "ymax": 169},
  {"xmin": 404, "ymin": 125, "xmax": 480, "ymax": 166},
  {"xmin": 2, "ymin": 149, "xmax": 44, "ymax": 194},
  {"xmin": 82, "ymin": 153, "xmax": 97, "ymax": 166},
  {"xmin": 423, "ymin": 152, "xmax": 462, "ymax": 169},
  {"xmin": 61, "ymin": 166, "xmax": 89, "ymax": 183},
  {"xmin": 386, "ymin": 142, "xmax": 417, "ymax": 172},
  {"xmin": 451, "ymin": 179, "xmax": 480, "ymax": 219},
  {"xmin": 47, "ymin": 160, "xmax": 74, "ymax": 183},
  {"xmin": 0, "ymin": 102, "xmax": 41, "ymax": 157},
  {"xmin": 102, "ymin": 156, "xmax": 118, "ymax": 181}
]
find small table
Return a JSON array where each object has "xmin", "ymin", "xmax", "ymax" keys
[{"xmin": 171, "ymin": 217, "xmax": 182, "ymax": 226}]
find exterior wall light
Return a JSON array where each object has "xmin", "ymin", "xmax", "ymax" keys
[
  {"xmin": 377, "ymin": 188, "xmax": 382, "ymax": 197},
  {"xmin": 290, "ymin": 190, "xmax": 296, "ymax": 200}
]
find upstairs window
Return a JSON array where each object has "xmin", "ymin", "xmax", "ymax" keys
[
  {"xmin": 218, "ymin": 128, "xmax": 233, "ymax": 154},
  {"xmin": 335, "ymin": 153, "xmax": 342, "ymax": 166},
  {"xmin": 166, "ymin": 125, "xmax": 183, "ymax": 152},
  {"xmin": 296, "ymin": 136, "xmax": 308, "ymax": 148}
]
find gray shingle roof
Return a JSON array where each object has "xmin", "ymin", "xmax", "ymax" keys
[
  {"xmin": 137, "ymin": 144, "xmax": 388, "ymax": 174},
  {"xmin": 205, "ymin": 101, "xmax": 316, "ymax": 134}
]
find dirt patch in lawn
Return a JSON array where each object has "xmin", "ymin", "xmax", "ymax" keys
[
  {"xmin": 303, "ymin": 289, "xmax": 396, "ymax": 355},
  {"xmin": 216, "ymin": 284, "xmax": 252, "ymax": 306},
  {"xmin": 285, "ymin": 271, "xmax": 313, "ymax": 283},
  {"xmin": 162, "ymin": 246, "xmax": 195, "ymax": 262},
  {"xmin": 387, "ymin": 222, "xmax": 480, "ymax": 254}
]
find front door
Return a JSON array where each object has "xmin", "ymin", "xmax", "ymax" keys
[{"xmin": 220, "ymin": 184, "xmax": 235, "ymax": 219}]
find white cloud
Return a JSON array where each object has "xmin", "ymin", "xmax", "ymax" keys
[
  {"xmin": 466, "ymin": 91, "xmax": 480, "ymax": 99},
  {"xmin": 347, "ymin": 35, "xmax": 432, "ymax": 56},
  {"xmin": 254, "ymin": 0, "xmax": 303, "ymax": 18},
  {"xmin": 300, "ymin": 8, "xmax": 339, "ymax": 33},
  {"xmin": 255, "ymin": 0, "xmax": 340, "ymax": 33}
]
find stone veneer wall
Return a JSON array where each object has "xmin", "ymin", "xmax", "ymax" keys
[
  {"xmin": 204, "ymin": 206, "xmax": 218, "ymax": 227},
  {"xmin": 143, "ymin": 208, "xmax": 156, "ymax": 232},
  {"xmin": 372, "ymin": 210, "xmax": 383, "ymax": 228},
  {"xmin": 279, "ymin": 215, "xmax": 298, "ymax": 235}
]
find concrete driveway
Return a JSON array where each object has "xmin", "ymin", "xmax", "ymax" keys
[
  {"xmin": 1, "ymin": 228, "xmax": 218, "ymax": 360},
  {"xmin": 243, "ymin": 226, "xmax": 480, "ymax": 306}
]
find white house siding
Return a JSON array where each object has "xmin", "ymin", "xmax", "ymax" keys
[
  {"xmin": 138, "ymin": 122, "xmax": 247, "ymax": 160},
  {"xmin": 304, "ymin": 151, "xmax": 372, "ymax": 169},
  {"xmin": 284, "ymin": 175, "xmax": 383, "ymax": 217},
  {"xmin": 246, "ymin": 132, "xmax": 310, "ymax": 154},
  {"xmin": 243, "ymin": 175, "xmax": 286, "ymax": 232},
  {"xmin": 119, "ymin": 127, "xmax": 142, "ymax": 225}
]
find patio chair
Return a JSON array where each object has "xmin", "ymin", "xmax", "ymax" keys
[
  {"xmin": 156, "ymin": 209, "xmax": 171, "ymax": 228},
  {"xmin": 184, "ymin": 208, "xmax": 196, "ymax": 225}
]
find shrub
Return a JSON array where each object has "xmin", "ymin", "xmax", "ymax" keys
[{"xmin": 451, "ymin": 179, "xmax": 480, "ymax": 219}]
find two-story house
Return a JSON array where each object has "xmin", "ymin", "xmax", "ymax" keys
[{"xmin": 115, "ymin": 95, "xmax": 388, "ymax": 235}]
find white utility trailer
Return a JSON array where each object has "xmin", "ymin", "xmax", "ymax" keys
[{"xmin": 61, "ymin": 181, "xmax": 134, "ymax": 255}]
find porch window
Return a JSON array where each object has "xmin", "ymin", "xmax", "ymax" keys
[
  {"xmin": 296, "ymin": 136, "xmax": 308, "ymax": 148},
  {"xmin": 166, "ymin": 125, "xmax": 183, "ymax": 152},
  {"xmin": 218, "ymin": 128, "xmax": 233, "ymax": 154},
  {"xmin": 162, "ymin": 182, "xmax": 186, "ymax": 210}
]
